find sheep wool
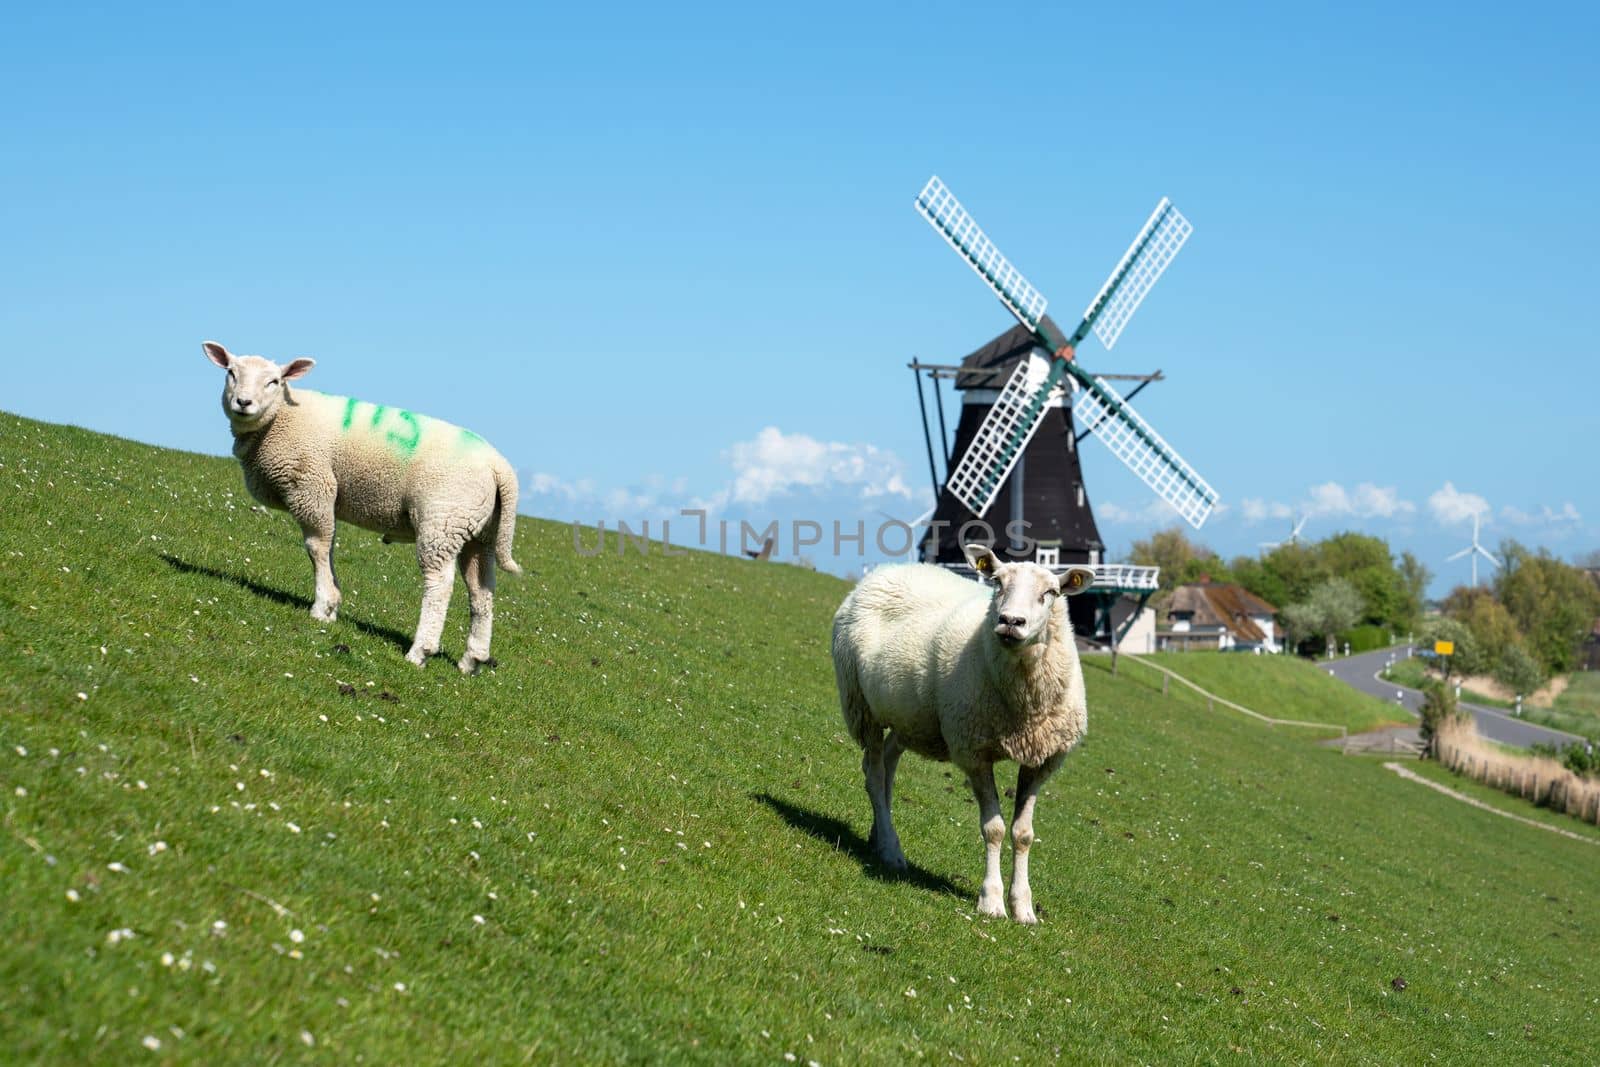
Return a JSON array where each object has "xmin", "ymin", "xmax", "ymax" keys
[
  {"xmin": 831, "ymin": 545, "xmax": 1094, "ymax": 923},
  {"xmin": 205, "ymin": 341, "xmax": 521, "ymax": 673}
]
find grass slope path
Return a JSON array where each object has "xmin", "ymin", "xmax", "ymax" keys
[{"xmin": 1, "ymin": 411, "xmax": 1598, "ymax": 1063}]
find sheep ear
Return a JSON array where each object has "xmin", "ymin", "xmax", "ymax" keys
[
  {"xmin": 202, "ymin": 341, "xmax": 232, "ymax": 369},
  {"xmin": 281, "ymin": 358, "xmax": 315, "ymax": 380},
  {"xmin": 964, "ymin": 543, "xmax": 1001, "ymax": 580},
  {"xmin": 1056, "ymin": 567, "xmax": 1095, "ymax": 596}
]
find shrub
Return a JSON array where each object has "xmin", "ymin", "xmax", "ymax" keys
[
  {"xmin": 1493, "ymin": 643, "xmax": 1544, "ymax": 697},
  {"xmin": 1564, "ymin": 741, "xmax": 1598, "ymax": 780},
  {"xmin": 1418, "ymin": 680, "xmax": 1468, "ymax": 756},
  {"xmin": 1337, "ymin": 624, "xmax": 1390, "ymax": 655}
]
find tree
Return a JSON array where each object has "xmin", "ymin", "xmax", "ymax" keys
[
  {"xmin": 1418, "ymin": 617, "xmax": 1485, "ymax": 678},
  {"xmin": 1494, "ymin": 644, "xmax": 1543, "ymax": 697},
  {"xmin": 1307, "ymin": 577, "xmax": 1365, "ymax": 652},
  {"xmin": 1257, "ymin": 541, "xmax": 1326, "ymax": 606},
  {"xmin": 1278, "ymin": 601, "xmax": 1320, "ymax": 652},
  {"xmin": 1282, "ymin": 577, "xmax": 1364, "ymax": 654},
  {"xmin": 1443, "ymin": 585, "xmax": 1523, "ymax": 656},
  {"xmin": 1494, "ymin": 549, "xmax": 1600, "ymax": 674},
  {"xmin": 1397, "ymin": 551, "xmax": 1431, "ymax": 627},
  {"xmin": 1127, "ymin": 526, "xmax": 1229, "ymax": 603}
]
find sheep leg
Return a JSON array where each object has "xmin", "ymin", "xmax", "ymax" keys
[
  {"xmin": 455, "ymin": 539, "xmax": 496, "ymax": 675},
  {"xmin": 882, "ymin": 730, "xmax": 905, "ymax": 810},
  {"xmin": 406, "ymin": 533, "xmax": 465, "ymax": 667},
  {"xmin": 968, "ymin": 763, "xmax": 1007, "ymax": 918},
  {"xmin": 1009, "ymin": 756, "xmax": 1062, "ymax": 925},
  {"xmin": 294, "ymin": 512, "xmax": 340, "ymax": 623},
  {"xmin": 862, "ymin": 731, "xmax": 907, "ymax": 871}
]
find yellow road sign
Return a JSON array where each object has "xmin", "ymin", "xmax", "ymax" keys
[{"xmin": 1434, "ymin": 640, "xmax": 1454, "ymax": 656}]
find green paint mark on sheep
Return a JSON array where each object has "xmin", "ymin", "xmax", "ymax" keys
[
  {"xmin": 369, "ymin": 404, "xmax": 387, "ymax": 429},
  {"xmin": 459, "ymin": 428, "xmax": 486, "ymax": 450},
  {"xmin": 387, "ymin": 410, "xmax": 422, "ymax": 456},
  {"xmin": 341, "ymin": 396, "xmax": 358, "ymax": 430}
]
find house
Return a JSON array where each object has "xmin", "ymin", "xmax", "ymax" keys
[{"xmin": 1156, "ymin": 579, "xmax": 1281, "ymax": 652}]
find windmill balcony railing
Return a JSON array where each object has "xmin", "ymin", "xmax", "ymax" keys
[
  {"xmin": 938, "ymin": 562, "xmax": 1161, "ymax": 592},
  {"xmin": 1087, "ymin": 564, "xmax": 1161, "ymax": 591}
]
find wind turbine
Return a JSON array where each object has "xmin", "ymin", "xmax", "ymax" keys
[
  {"xmin": 1446, "ymin": 512, "xmax": 1500, "ymax": 587},
  {"xmin": 1259, "ymin": 514, "xmax": 1307, "ymax": 552}
]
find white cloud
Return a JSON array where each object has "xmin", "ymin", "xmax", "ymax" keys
[
  {"xmin": 1428, "ymin": 482, "xmax": 1490, "ymax": 526},
  {"xmin": 725, "ymin": 426, "xmax": 915, "ymax": 506},
  {"xmin": 1304, "ymin": 481, "xmax": 1415, "ymax": 519},
  {"xmin": 1241, "ymin": 482, "xmax": 1413, "ymax": 524},
  {"xmin": 521, "ymin": 427, "xmax": 917, "ymax": 524},
  {"xmin": 1241, "ymin": 498, "xmax": 1294, "ymax": 522},
  {"xmin": 521, "ymin": 472, "xmax": 664, "ymax": 518},
  {"xmin": 1501, "ymin": 502, "xmax": 1582, "ymax": 526},
  {"xmin": 1097, "ymin": 498, "xmax": 1184, "ymax": 524}
]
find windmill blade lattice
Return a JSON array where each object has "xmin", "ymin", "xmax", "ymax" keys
[
  {"xmin": 1080, "ymin": 198, "xmax": 1193, "ymax": 351},
  {"xmin": 915, "ymin": 176, "xmax": 1048, "ymax": 332},
  {"xmin": 1071, "ymin": 376, "xmax": 1217, "ymax": 528},
  {"xmin": 942, "ymin": 353, "xmax": 1061, "ymax": 517}
]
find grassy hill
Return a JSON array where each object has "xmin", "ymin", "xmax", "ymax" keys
[{"xmin": 2, "ymin": 411, "xmax": 1597, "ymax": 1064}]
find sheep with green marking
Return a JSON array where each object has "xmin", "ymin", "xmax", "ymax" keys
[{"xmin": 203, "ymin": 341, "xmax": 522, "ymax": 673}]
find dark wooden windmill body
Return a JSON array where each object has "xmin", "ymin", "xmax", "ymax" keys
[{"xmin": 920, "ymin": 317, "xmax": 1106, "ymax": 572}]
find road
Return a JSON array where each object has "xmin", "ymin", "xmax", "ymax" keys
[{"xmin": 1324, "ymin": 646, "xmax": 1585, "ymax": 750}]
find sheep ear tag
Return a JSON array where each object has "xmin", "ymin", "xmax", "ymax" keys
[{"xmin": 1059, "ymin": 568, "xmax": 1093, "ymax": 595}]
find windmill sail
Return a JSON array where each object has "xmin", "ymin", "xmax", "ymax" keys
[
  {"xmin": 942, "ymin": 353, "xmax": 1062, "ymax": 517},
  {"xmin": 915, "ymin": 176, "xmax": 1047, "ymax": 332},
  {"xmin": 1076, "ymin": 198, "xmax": 1192, "ymax": 351},
  {"xmin": 1071, "ymin": 375, "xmax": 1217, "ymax": 528}
]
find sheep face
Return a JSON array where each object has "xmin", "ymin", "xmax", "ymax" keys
[
  {"xmin": 202, "ymin": 341, "xmax": 315, "ymax": 431},
  {"xmin": 965, "ymin": 544, "xmax": 1095, "ymax": 649}
]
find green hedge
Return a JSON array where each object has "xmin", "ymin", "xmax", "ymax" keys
[{"xmin": 1337, "ymin": 624, "xmax": 1392, "ymax": 654}]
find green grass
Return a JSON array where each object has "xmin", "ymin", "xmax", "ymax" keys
[
  {"xmin": 1394, "ymin": 759, "xmax": 1600, "ymax": 844},
  {"xmin": 1548, "ymin": 671, "xmax": 1600, "ymax": 739},
  {"xmin": 3, "ymin": 411, "xmax": 1599, "ymax": 1063},
  {"xmin": 1142, "ymin": 652, "xmax": 1409, "ymax": 733}
]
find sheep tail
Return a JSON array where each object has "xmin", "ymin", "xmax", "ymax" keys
[{"xmin": 491, "ymin": 459, "xmax": 523, "ymax": 576}]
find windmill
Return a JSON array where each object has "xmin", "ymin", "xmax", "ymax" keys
[
  {"xmin": 906, "ymin": 176, "xmax": 1217, "ymax": 641},
  {"xmin": 1260, "ymin": 515, "xmax": 1308, "ymax": 552},
  {"xmin": 1446, "ymin": 512, "xmax": 1500, "ymax": 587}
]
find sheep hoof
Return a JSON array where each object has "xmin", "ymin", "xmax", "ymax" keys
[
  {"xmin": 404, "ymin": 647, "xmax": 430, "ymax": 667},
  {"xmin": 457, "ymin": 655, "xmax": 480, "ymax": 676},
  {"xmin": 977, "ymin": 895, "xmax": 1007, "ymax": 919},
  {"xmin": 310, "ymin": 604, "xmax": 338, "ymax": 623},
  {"xmin": 877, "ymin": 850, "xmax": 908, "ymax": 873},
  {"xmin": 1011, "ymin": 902, "xmax": 1039, "ymax": 925}
]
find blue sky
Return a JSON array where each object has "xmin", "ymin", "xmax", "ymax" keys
[{"xmin": 2, "ymin": 2, "xmax": 1595, "ymax": 594}]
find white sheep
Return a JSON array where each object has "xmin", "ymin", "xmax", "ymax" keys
[
  {"xmin": 831, "ymin": 544, "xmax": 1095, "ymax": 923},
  {"xmin": 203, "ymin": 341, "xmax": 522, "ymax": 673}
]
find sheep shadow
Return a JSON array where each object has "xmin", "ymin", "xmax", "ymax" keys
[
  {"xmin": 159, "ymin": 554, "xmax": 414, "ymax": 652},
  {"xmin": 752, "ymin": 792, "xmax": 968, "ymax": 900}
]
